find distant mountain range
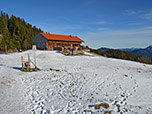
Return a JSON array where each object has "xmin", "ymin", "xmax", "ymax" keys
[
  {"xmin": 118, "ymin": 45, "xmax": 152, "ymax": 59},
  {"xmin": 98, "ymin": 45, "xmax": 152, "ymax": 59}
]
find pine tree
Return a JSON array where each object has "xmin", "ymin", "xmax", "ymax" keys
[
  {"xmin": 0, "ymin": 11, "xmax": 11, "ymax": 51},
  {"xmin": 0, "ymin": 11, "xmax": 44, "ymax": 51}
]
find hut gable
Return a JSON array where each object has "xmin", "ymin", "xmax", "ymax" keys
[{"xmin": 33, "ymin": 33, "xmax": 48, "ymax": 49}]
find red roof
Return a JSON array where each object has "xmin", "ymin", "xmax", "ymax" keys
[{"xmin": 40, "ymin": 33, "xmax": 84, "ymax": 42}]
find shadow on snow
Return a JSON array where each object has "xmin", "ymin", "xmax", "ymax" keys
[{"xmin": 0, "ymin": 64, "xmax": 22, "ymax": 71}]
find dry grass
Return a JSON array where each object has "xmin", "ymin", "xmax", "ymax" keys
[
  {"xmin": 95, "ymin": 103, "xmax": 109, "ymax": 109},
  {"xmin": 104, "ymin": 110, "xmax": 111, "ymax": 114}
]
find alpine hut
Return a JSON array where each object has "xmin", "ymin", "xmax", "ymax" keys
[{"xmin": 33, "ymin": 33, "xmax": 84, "ymax": 50}]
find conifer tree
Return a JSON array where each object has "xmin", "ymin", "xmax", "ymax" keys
[
  {"xmin": 0, "ymin": 11, "xmax": 43, "ymax": 51},
  {"xmin": 0, "ymin": 11, "xmax": 11, "ymax": 51}
]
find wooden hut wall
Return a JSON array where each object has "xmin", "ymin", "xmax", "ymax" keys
[
  {"xmin": 46, "ymin": 41, "xmax": 81, "ymax": 50},
  {"xmin": 33, "ymin": 33, "xmax": 47, "ymax": 49}
]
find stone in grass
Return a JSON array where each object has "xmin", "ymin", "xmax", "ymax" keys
[
  {"xmin": 124, "ymin": 74, "xmax": 128, "ymax": 77},
  {"xmin": 50, "ymin": 68, "xmax": 60, "ymax": 72},
  {"xmin": 137, "ymin": 106, "xmax": 142, "ymax": 110},
  {"xmin": 86, "ymin": 110, "xmax": 92, "ymax": 112},
  {"xmin": 104, "ymin": 110, "xmax": 111, "ymax": 114},
  {"xmin": 22, "ymin": 67, "xmax": 40, "ymax": 72},
  {"xmin": 95, "ymin": 103, "xmax": 109, "ymax": 109},
  {"xmin": 95, "ymin": 104, "xmax": 101, "ymax": 109}
]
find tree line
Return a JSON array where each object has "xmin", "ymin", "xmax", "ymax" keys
[
  {"xmin": 0, "ymin": 11, "xmax": 43, "ymax": 51},
  {"xmin": 90, "ymin": 48, "xmax": 152, "ymax": 64}
]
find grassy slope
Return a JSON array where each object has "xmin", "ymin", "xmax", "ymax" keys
[{"xmin": 90, "ymin": 48, "xmax": 152, "ymax": 64}]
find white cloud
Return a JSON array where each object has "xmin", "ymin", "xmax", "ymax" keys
[
  {"xmin": 124, "ymin": 10, "xmax": 138, "ymax": 15},
  {"xmin": 140, "ymin": 10, "xmax": 152, "ymax": 20},
  {"xmin": 82, "ymin": 28, "xmax": 152, "ymax": 48},
  {"xmin": 124, "ymin": 9, "xmax": 152, "ymax": 20},
  {"xmin": 128, "ymin": 23, "xmax": 142, "ymax": 26},
  {"xmin": 86, "ymin": 29, "xmax": 152, "ymax": 38},
  {"xmin": 144, "ymin": 26, "xmax": 152, "ymax": 29}
]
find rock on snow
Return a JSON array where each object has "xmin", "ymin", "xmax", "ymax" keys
[{"xmin": 0, "ymin": 50, "xmax": 152, "ymax": 114}]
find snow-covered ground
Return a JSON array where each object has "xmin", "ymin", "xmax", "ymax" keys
[{"xmin": 0, "ymin": 50, "xmax": 152, "ymax": 114}]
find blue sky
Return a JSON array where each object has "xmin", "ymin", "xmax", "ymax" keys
[{"xmin": 1, "ymin": 0, "xmax": 152, "ymax": 49}]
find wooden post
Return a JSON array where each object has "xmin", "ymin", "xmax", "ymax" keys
[
  {"xmin": 32, "ymin": 45, "xmax": 37, "ymax": 69},
  {"xmin": 21, "ymin": 56, "xmax": 23, "ymax": 69},
  {"xmin": 34, "ymin": 50, "xmax": 37, "ymax": 68},
  {"xmin": 5, "ymin": 45, "xmax": 8, "ymax": 54}
]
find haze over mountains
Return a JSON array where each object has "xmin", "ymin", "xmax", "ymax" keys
[
  {"xmin": 119, "ymin": 45, "xmax": 152, "ymax": 59},
  {"xmin": 98, "ymin": 45, "xmax": 152, "ymax": 59}
]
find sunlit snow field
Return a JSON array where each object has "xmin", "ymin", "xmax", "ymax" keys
[{"xmin": 0, "ymin": 50, "xmax": 152, "ymax": 114}]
